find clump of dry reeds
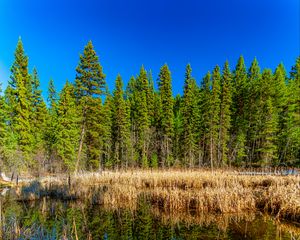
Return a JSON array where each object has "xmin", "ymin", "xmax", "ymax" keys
[{"xmin": 11, "ymin": 169, "xmax": 300, "ymax": 222}]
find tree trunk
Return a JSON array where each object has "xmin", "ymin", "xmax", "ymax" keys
[{"xmin": 75, "ymin": 124, "xmax": 85, "ymax": 174}]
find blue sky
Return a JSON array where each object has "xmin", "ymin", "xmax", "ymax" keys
[{"xmin": 0, "ymin": 0, "xmax": 299, "ymax": 98}]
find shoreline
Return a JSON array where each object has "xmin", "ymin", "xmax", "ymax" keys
[{"xmin": 1, "ymin": 170, "xmax": 300, "ymax": 223}]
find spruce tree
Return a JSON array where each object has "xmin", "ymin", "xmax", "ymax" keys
[
  {"xmin": 231, "ymin": 56, "xmax": 247, "ymax": 165},
  {"xmin": 47, "ymin": 79, "xmax": 57, "ymax": 110},
  {"xmin": 56, "ymin": 81, "xmax": 80, "ymax": 171},
  {"xmin": 209, "ymin": 66, "xmax": 221, "ymax": 167},
  {"xmin": 258, "ymin": 69, "xmax": 278, "ymax": 165},
  {"xmin": 112, "ymin": 74, "xmax": 131, "ymax": 167},
  {"xmin": 44, "ymin": 79, "xmax": 58, "ymax": 170},
  {"xmin": 74, "ymin": 40, "xmax": 106, "ymax": 171},
  {"xmin": 284, "ymin": 57, "xmax": 300, "ymax": 165},
  {"xmin": 198, "ymin": 72, "xmax": 211, "ymax": 167},
  {"xmin": 7, "ymin": 39, "xmax": 34, "ymax": 167},
  {"xmin": 158, "ymin": 64, "xmax": 174, "ymax": 166},
  {"xmin": 30, "ymin": 69, "xmax": 48, "ymax": 170},
  {"xmin": 173, "ymin": 94, "xmax": 183, "ymax": 165},
  {"xmin": 181, "ymin": 64, "xmax": 196, "ymax": 166},
  {"xmin": 245, "ymin": 58, "xmax": 261, "ymax": 165},
  {"xmin": 100, "ymin": 94, "xmax": 113, "ymax": 168},
  {"xmin": 135, "ymin": 66, "xmax": 150, "ymax": 167},
  {"xmin": 31, "ymin": 69, "xmax": 47, "ymax": 146},
  {"xmin": 273, "ymin": 64, "xmax": 288, "ymax": 163},
  {"xmin": 219, "ymin": 61, "xmax": 232, "ymax": 166}
]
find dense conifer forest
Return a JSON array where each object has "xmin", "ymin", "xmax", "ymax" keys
[{"xmin": 0, "ymin": 39, "xmax": 299, "ymax": 173}]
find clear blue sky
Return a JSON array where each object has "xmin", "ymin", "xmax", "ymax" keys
[{"xmin": 0, "ymin": 0, "xmax": 299, "ymax": 97}]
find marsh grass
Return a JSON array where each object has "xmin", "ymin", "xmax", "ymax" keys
[{"xmin": 11, "ymin": 169, "xmax": 300, "ymax": 222}]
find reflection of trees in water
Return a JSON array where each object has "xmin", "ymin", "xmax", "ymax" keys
[{"xmin": 0, "ymin": 198, "xmax": 299, "ymax": 239}]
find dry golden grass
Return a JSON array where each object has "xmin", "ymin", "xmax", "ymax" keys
[{"xmin": 13, "ymin": 169, "xmax": 300, "ymax": 222}]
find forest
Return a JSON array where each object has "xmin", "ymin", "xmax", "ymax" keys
[{"xmin": 0, "ymin": 38, "xmax": 299, "ymax": 174}]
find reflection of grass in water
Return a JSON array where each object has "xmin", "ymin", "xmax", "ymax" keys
[
  {"xmin": 0, "ymin": 199, "xmax": 299, "ymax": 239},
  {"xmin": 12, "ymin": 170, "xmax": 300, "ymax": 223}
]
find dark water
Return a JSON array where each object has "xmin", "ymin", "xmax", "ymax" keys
[{"xmin": 0, "ymin": 198, "xmax": 299, "ymax": 240}]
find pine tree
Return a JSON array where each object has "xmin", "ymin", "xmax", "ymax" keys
[
  {"xmin": 245, "ymin": 58, "xmax": 261, "ymax": 165},
  {"xmin": 158, "ymin": 64, "xmax": 174, "ymax": 166},
  {"xmin": 56, "ymin": 81, "xmax": 80, "ymax": 171},
  {"xmin": 181, "ymin": 64, "xmax": 196, "ymax": 167},
  {"xmin": 147, "ymin": 70, "xmax": 157, "ymax": 166},
  {"xmin": 198, "ymin": 72, "xmax": 211, "ymax": 167},
  {"xmin": 231, "ymin": 56, "xmax": 247, "ymax": 165},
  {"xmin": 100, "ymin": 94, "xmax": 113, "ymax": 168},
  {"xmin": 284, "ymin": 57, "xmax": 300, "ymax": 165},
  {"xmin": 44, "ymin": 78, "xmax": 58, "ymax": 170},
  {"xmin": 125, "ymin": 76, "xmax": 139, "ymax": 166},
  {"xmin": 47, "ymin": 79, "xmax": 57, "ymax": 110},
  {"xmin": 30, "ymin": 69, "xmax": 48, "ymax": 170},
  {"xmin": 153, "ymin": 91, "xmax": 163, "ymax": 167},
  {"xmin": 273, "ymin": 64, "xmax": 288, "ymax": 163},
  {"xmin": 135, "ymin": 66, "xmax": 150, "ymax": 167},
  {"xmin": 112, "ymin": 74, "xmax": 131, "ymax": 167},
  {"xmin": 7, "ymin": 38, "xmax": 34, "ymax": 167},
  {"xmin": 31, "ymin": 69, "xmax": 47, "ymax": 146},
  {"xmin": 147, "ymin": 70, "xmax": 155, "ymax": 125},
  {"xmin": 219, "ymin": 61, "xmax": 232, "ymax": 166},
  {"xmin": 173, "ymin": 94, "xmax": 183, "ymax": 165},
  {"xmin": 258, "ymin": 69, "xmax": 278, "ymax": 165},
  {"xmin": 209, "ymin": 65, "xmax": 221, "ymax": 167},
  {"xmin": 74, "ymin": 41, "xmax": 106, "ymax": 171}
]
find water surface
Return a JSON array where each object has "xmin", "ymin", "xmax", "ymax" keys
[{"xmin": 0, "ymin": 198, "xmax": 299, "ymax": 239}]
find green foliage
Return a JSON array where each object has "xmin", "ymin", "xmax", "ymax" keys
[
  {"xmin": 0, "ymin": 38, "xmax": 299, "ymax": 172},
  {"xmin": 181, "ymin": 64, "xmax": 196, "ymax": 166},
  {"xmin": 219, "ymin": 61, "xmax": 232, "ymax": 166},
  {"xmin": 209, "ymin": 66, "xmax": 221, "ymax": 167},
  {"xmin": 112, "ymin": 74, "xmax": 131, "ymax": 167},
  {"xmin": 74, "ymin": 40, "xmax": 107, "ymax": 171},
  {"xmin": 158, "ymin": 64, "xmax": 174, "ymax": 166},
  {"xmin": 56, "ymin": 82, "xmax": 80, "ymax": 172},
  {"xmin": 231, "ymin": 56, "xmax": 247, "ymax": 165}
]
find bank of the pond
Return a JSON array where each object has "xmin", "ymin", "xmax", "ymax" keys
[{"xmin": 5, "ymin": 170, "xmax": 300, "ymax": 222}]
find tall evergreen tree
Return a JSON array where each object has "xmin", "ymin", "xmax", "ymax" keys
[
  {"xmin": 273, "ymin": 64, "xmax": 288, "ymax": 163},
  {"xmin": 158, "ymin": 64, "xmax": 174, "ymax": 166},
  {"xmin": 245, "ymin": 58, "xmax": 261, "ymax": 165},
  {"xmin": 44, "ymin": 78, "xmax": 58, "ymax": 170},
  {"xmin": 209, "ymin": 66, "xmax": 221, "ymax": 167},
  {"xmin": 181, "ymin": 64, "xmax": 196, "ymax": 167},
  {"xmin": 173, "ymin": 94, "xmax": 183, "ymax": 165},
  {"xmin": 219, "ymin": 61, "xmax": 232, "ymax": 166},
  {"xmin": 112, "ymin": 74, "xmax": 131, "ymax": 167},
  {"xmin": 56, "ymin": 81, "xmax": 80, "ymax": 171},
  {"xmin": 31, "ymin": 69, "xmax": 47, "ymax": 146},
  {"xmin": 258, "ymin": 69, "xmax": 278, "ymax": 165},
  {"xmin": 74, "ymin": 40, "xmax": 106, "ymax": 171},
  {"xmin": 30, "ymin": 69, "xmax": 48, "ymax": 171},
  {"xmin": 100, "ymin": 94, "xmax": 113, "ymax": 168},
  {"xmin": 7, "ymin": 38, "xmax": 34, "ymax": 167},
  {"xmin": 198, "ymin": 72, "xmax": 211, "ymax": 167},
  {"xmin": 135, "ymin": 66, "xmax": 150, "ymax": 167},
  {"xmin": 284, "ymin": 57, "xmax": 300, "ymax": 165},
  {"xmin": 231, "ymin": 56, "xmax": 247, "ymax": 165}
]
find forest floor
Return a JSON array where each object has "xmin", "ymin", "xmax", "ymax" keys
[{"xmin": 2, "ymin": 169, "xmax": 300, "ymax": 222}]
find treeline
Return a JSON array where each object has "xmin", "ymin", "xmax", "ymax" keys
[{"xmin": 0, "ymin": 38, "xmax": 299, "ymax": 173}]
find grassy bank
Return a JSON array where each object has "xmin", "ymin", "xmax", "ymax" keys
[{"xmin": 9, "ymin": 170, "xmax": 300, "ymax": 222}]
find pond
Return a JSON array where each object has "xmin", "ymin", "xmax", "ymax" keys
[{"xmin": 0, "ymin": 197, "xmax": 299, "ymax": 239}]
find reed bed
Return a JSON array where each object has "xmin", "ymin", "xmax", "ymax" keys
[{"xmin": 10, "ymin": 169, "xmax": 300, "ymax": 222}]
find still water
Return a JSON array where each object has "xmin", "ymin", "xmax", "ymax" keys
[{"xmin": 0, "ymin": 198, "xmax": 299, "ymax": 239}]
